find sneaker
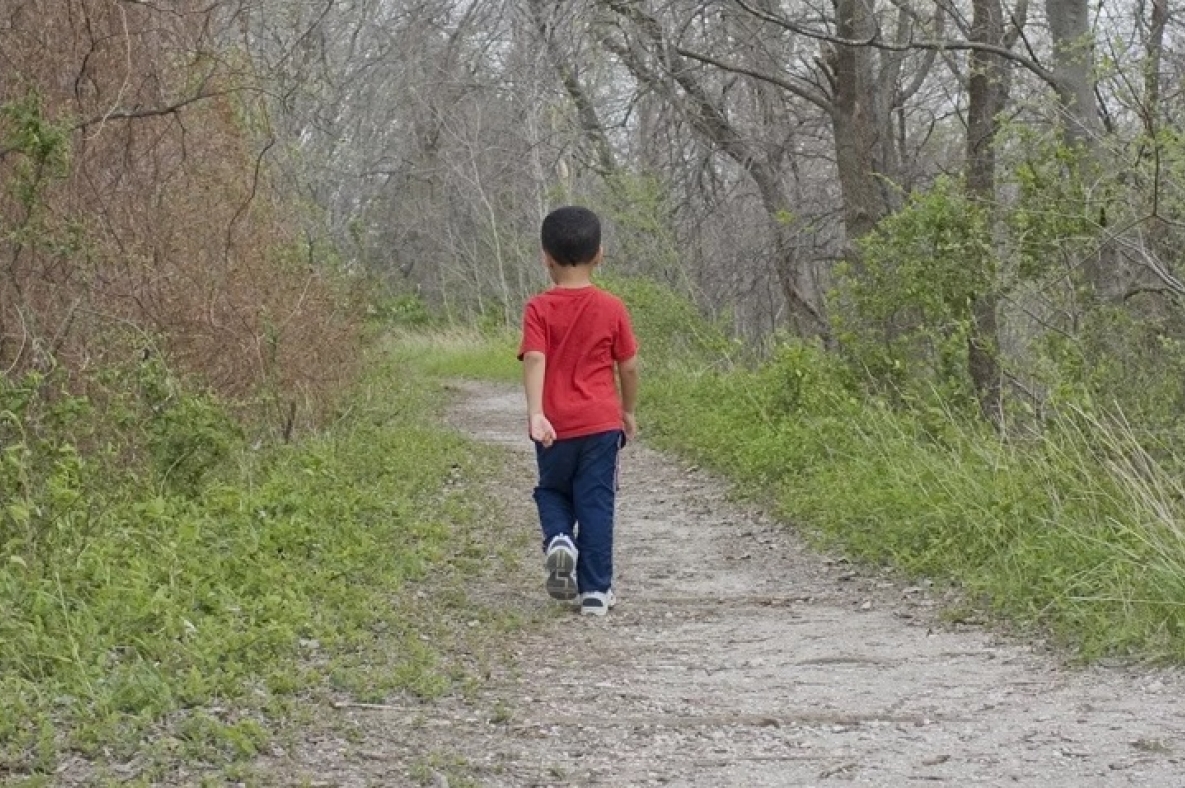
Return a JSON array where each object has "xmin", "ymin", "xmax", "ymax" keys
[
  {"xmin": 579, "ymin": 589, "xmax": 617, "ymax": 607},
  {"xmin": 580, "ymin": 590, "xmax": 616, "ymax": 616},
  {"xmin": 544, "ymin": 534, "xmax": 578, "ymax": 601}
]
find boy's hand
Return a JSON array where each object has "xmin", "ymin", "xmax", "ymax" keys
[
  {"xmin": 529, "ymin": 413, "xmax": 556, "ymax": 447},
  {"xmin": 623, "ymin": 411, "xmax": 638, "ymax": 442}
]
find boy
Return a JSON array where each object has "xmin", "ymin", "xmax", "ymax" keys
[{"xmin": 518, "ymin": 206, "xmax": 639, "ymax": 617}]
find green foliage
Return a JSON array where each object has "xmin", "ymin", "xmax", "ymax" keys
[
  {"xmin": 994, "ymin": 128, "xmax": 1185, "ymax": 436},
  {"xmin": 1, "ymin": 91, "xmax": 72, "ymax": 207},
  {"xmin": 1001, "ymin": 127, "xmax": 1107, "ymax": 285},
  {"xmin": 371, "ymin": 292, "xmax": 437, "ymax": 329},
  {"xmin": 0, "ymin": 346, "xmax": 508, "ymax": 780},
  {"xmin": 641, "ymin": 306, "xmax": 1185, "ymax": 660},
  {"xmin": 1, "ymin": 91, "xmax": 76, "ymax": 266},
  {"xmin": 135, "ymin": 358, "xmax": 242, "ymax": 494},
  {"xmin": 598, "ymin": 274, "xmax": 733, "ymax": 369},
  {"xmin": 1, "ymin": 373, "xmax": 107, "ymax": 567},
  {"xmin": 750, "ymin": 341, "xmax": 860, "ymax": 419},
  {"xmin": 595, "ymin": 173, "xmax": 684, "ymax": 287},
  {"xmin": 1036, "ymin": 305, "xmax": 1185, "ymax": 432},
  {"xmin": 835, "ymin": 177, "xmax": 993, "ymax": 411}
]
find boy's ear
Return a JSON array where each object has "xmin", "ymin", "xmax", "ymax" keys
[{"xmin": 592, "ymin": 245, "xmax": 604, "ymax": 266}]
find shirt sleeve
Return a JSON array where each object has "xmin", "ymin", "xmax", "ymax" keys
[
  {"xmin": 612, "ymin": 301, "xmax": 639, "ymax": 362},
  {"xmin": 517, "ymin": 299, "xmax": 547, "ymax": 360}
]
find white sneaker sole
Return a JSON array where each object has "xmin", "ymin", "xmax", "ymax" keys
[{"xmin": 544, "ymin": 546, "xmax": 578, "ymax": 601}]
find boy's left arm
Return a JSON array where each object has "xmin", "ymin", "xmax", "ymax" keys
[
  {"xmin": 613, "ymin": 301, "xmax": 640, "ymax": 442},
  {"xmin": 617, "ymin": 354, "xmax": 639, "ymax": 441}
]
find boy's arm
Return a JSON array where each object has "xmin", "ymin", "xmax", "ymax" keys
[
  {"xmin": 617, "ymin": 354, "xmax": 640, "ymax": 441},
  {"xmin": 522, "ymin": 351, "xmax": 556, "ymax": 447}
]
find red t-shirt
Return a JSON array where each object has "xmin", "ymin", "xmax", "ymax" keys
[{"xmin": 518, "ymin": 286, "xmax": 638, "ymax": 440}]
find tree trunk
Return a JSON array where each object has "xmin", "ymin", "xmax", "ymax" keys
[
  {"xmin": 965, "ymin": 0, "xmax": 1009, "ymax": 427},
  {"xmin": 748, "ymin": 166, "xmax": 830, "ymax": 340},
  {"xmin": 1045, "ymin": 0, "xmax": 1101, "ymax": 148},
  {"xmin": 1045, "ymin": 0, "xmax": 1118, "ymax": 300},
  {"xmin": 1145, "ymin": 0, "xmax": 1168, "ymax": 129},
  {"xmin": 828, "ymin": 0, "xmax": 898, "ymax": 243}
]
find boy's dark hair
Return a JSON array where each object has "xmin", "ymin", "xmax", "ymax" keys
[{"xmin": 541, "ymin": 206, "xmax": 601, "ymax": 266}]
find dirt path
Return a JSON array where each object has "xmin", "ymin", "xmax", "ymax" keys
[{"xmin": 317, "ymin": 380, "xmax": 1185, "ymax": 787}]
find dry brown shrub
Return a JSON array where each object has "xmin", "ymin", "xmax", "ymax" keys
[{"xmin": 0, "ymin": 0, "xmax": 362, "ymax": 432}]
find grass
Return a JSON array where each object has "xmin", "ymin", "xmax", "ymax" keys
[
  {"xmin": 393, "ymin": 328, "xmax": 521, "ymax": 383},
  {"xmin": 640, "ymin": 353, "xmax": 1185, "ymax": 661},
  {"xmin": 0, "ymin": 336, "xmax": 530, "ymax": 784}
]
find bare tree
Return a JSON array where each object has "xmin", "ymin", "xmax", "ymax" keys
[
  {"xmin": 596, "ymin": 0, "xmax": 846, "ymax": 338},
  {"xmin": 527, "ymin": 0, "xmax": 619, "ymax": 175}
]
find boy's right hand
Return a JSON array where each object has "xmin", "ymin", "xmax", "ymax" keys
[
  {"xmin": 623, "ymin": 411, "xmax": 638, "ymax": 442},
  {"xmin": 529, "ymin": 413, "xmax": 556, "ymax": 447}
]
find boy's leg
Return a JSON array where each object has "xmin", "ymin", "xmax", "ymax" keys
[
  {"xmin": 571, "ymin": 430, "xmax": 622, "ymax": 597},
  {"xmin": 534, "ymin": 439, "xmax": 580, "ymax": 600},
  {"xmin": 533, "ymin": 439, "xmax": 578, "ymax": 548}
]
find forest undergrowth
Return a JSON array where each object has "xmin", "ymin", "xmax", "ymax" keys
[
  {"xmin": 619, "ymin": 278, "xmax": 1185, "ymax": 663},
  {"xmin": 0, "ymin": 338, "xmax": 531, "ymax": 786}
]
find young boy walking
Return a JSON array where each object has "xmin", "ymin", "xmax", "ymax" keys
[{"xmin": 518, "ymin": 206, "xmax": 639, "ymax": 617}]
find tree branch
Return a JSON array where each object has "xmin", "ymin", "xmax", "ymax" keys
[
  {"xmin": 0, "ymin": 88, "xmax": 246, "ymax": 162},
  {"xmin": 673, "ymin": 46, "xmax": 832, "ymax": 113},
  {"xmin": 729, "ymin": 0, "xmax": 1058, "ymax": 90}
]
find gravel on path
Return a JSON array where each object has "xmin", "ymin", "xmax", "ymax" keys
[{"xmin": 270, "ymin": 380, "xmax": 1185, "ymax": 788}]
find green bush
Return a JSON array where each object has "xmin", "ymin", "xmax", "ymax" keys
[
  {"xmin": 642, "ymin": 329, "xmax": 1185, "ymax": 661},
  {"xmin": 835, "ymin": 177, "xmax": 993, "ymax": 413},
  {"xmin": 367, "ymin": 292, "xmax": 437, "ymax": 329},
  {"xmin": 1036, "ymin": 305, "xmax": 1185, "ymax": 441},
  {"xmin": 131, "ymin": 358, "xmax": 242, "ymax": 495},
  {"xmin": 599, "ymin": 273, "xmax": 733, "ymax": 369},
  {"xmin": 0, "ymin": 348, "xmax": 499, "ymax": 779}
]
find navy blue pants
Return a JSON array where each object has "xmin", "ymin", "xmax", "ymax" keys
[{"xmin": 533, "ymin": 430, "xmax": 622, "ymax": 595}]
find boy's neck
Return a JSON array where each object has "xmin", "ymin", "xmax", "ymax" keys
[{"xmin": 550, "ymin": 263, "xmax": 597, "ymax": 289}]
